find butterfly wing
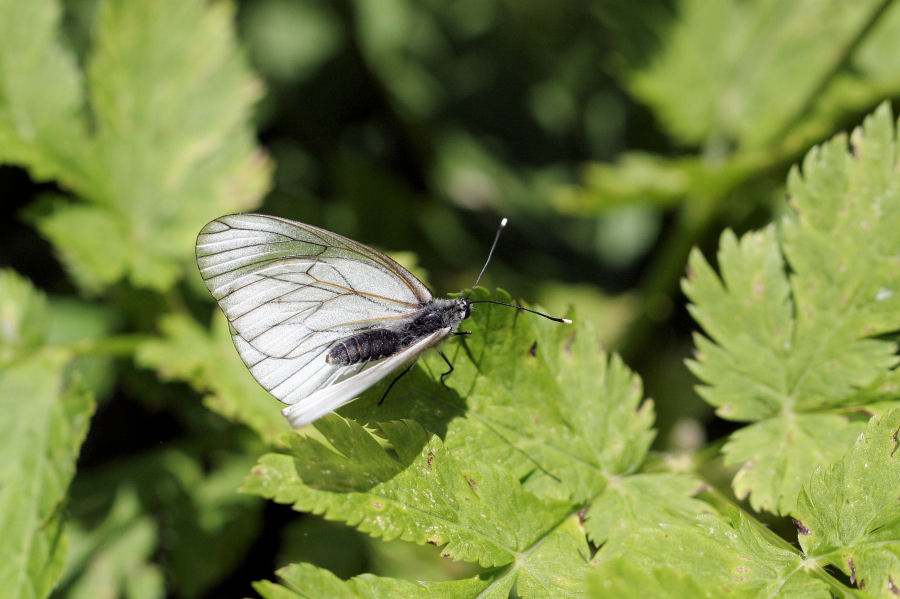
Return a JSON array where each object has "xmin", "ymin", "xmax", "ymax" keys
[
  {"xmin": 196, "ymin": 213, "xmax": 433, "ymax": 412},
  {"xmin": 281, "ymin": 327, "xmax": 451, "ymax": 427}
]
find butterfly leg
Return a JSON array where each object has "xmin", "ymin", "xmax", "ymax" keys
[
  {"xmin": 378, "ymin": 360, "xmax": 416, "ymax": 406},
  {"xmin": 439, "ymin": 351, "xmax": 454, "ymax": 386}
]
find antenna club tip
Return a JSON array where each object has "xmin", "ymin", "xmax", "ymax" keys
[
  {"xmin": 500, "ymin": 217, "xmax": 508, "ymax": 227},
  {"xmin": 562, "ymin": 318, "xmax": 573, "ymax": 324}
]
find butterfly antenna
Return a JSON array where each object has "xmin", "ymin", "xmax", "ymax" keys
[
  {"xmin": 469, "ymin": 300, "xmax": 572, "ymax": 324},
  {"xmin": 465, "ymin": 217, "xmax": 508, "ymax": 300},
  {"xmin": 464, "ymin": 217, "xmax": 573, "ymax": 324}
]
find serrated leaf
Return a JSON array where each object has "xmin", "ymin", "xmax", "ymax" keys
[
  {"xmin": 341, "ymin": 289, "xmax": 655, "ymax": 504},
  {"xmin": 240, "ymin": 290, "xmax": 676, "ymax": 595},
  {"xmin": 5, "ymin": 0, "xmax": 271, "ymax": 292},
  {"xmin": 254, "ymin": 562, "xmax": 499, "ymax": 599},
  {"xmin": 793, "ymin": 409, "xmax": 900, "ymax": 598},
  {"xmin": 582, "ymin": 473, "xmax": 708, "ymax": 547},
  {"xmin": 0, "ymin": 0, "xmax": 87, "ymax": 184},
  {"xmin": 0, "ymin": 350, "xmax": 94, "ymax": 599},
  {"xmin": 135, "ymin": 312, "xmax": 292, "ymax": 445},
  {"xmin": 30, "ymin": 200, "xmax": 132, "ymax": 294},
  {"xmin": 513, "ymin": 515, "xmax": 591, "ymax": 599},
  {"xmin": 244, "ymin": 418, "xmax": 573, "ymax": 569},
  {"xmin": 626, "ymin": 0, "xmax": 888, "ymax": 150},
  {"xmin": 683, "ymin": 103, "xmax": 900, "ymax": 513},
  {"xmin": 725, "ymin": 416, "xmax": 864, "ymax": 514},
  {"xmin": 593, "ymin": 510, "xmax": 830, "ymax": 598}
]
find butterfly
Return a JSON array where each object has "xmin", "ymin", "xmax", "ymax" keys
[{"xmin": 195, "ymin": 213, "xmax": 570, "ymax": 427}]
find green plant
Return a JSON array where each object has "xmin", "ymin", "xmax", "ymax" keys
[{"xmin": 2, "ymin": 0, "xmax": 900, "ymax": 597}]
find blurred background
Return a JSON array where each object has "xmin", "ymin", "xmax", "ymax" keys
[{"xmin": 3, "ymin": 0, "xmax": 900, "ymax": 596}]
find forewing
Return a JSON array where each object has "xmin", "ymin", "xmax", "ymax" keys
[
  {"xmin": 196, "ymin": 213, "xmax": 432, "ymax": 362},
  {"xmin": 281, "ymin": 328, "xmax": 452, "ymax": 427}
]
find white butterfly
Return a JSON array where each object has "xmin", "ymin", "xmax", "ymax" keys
[{"xmin": 195, "ymin": 213, "xmax": 569, "ymax": 427}]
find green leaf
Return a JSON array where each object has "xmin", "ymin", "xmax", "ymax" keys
[
  {"xmin": 552, "ymin": 152, "xmax": 761, "ymax": 214},
  {"xmin": 725, "ymin": 416, "xmax": 863, "ymax": 514},
  {"xmin": 46, "ymin": 297, "xmax": 121, "ymax": 400},
  {"xmin": 244, "ymin": 418, "xmax": 593, "ymax": 595},
  {"xmin": 586, "ymin": 557, "xmax": 714, "ymax": 599},
  {"xmin": 761, "ymin": 1, "xmax": 900, "ymax": 157},
  {"xmin": 30, "ymin": 200, "xmax": 133, "ymax": 293},
  {"xmin": 0, "ymin": 269, "xmax": 50, "ymax": 363},
  {"xmin": 254, "ymin": 562, "xmax": 500, "ymax": 599},
  {"xmin": 626, "ymin": 0, "xmax": 889, "ymax": 150},
  {"xmin": 513, "ymin": 515, "xmax": 591, "ymax": 599},
  {"xmin": 0, "ymin": 349, "xmax": 94, "ymax": 599},
  {"xmin": 683, "ymin": 103, "xmax": 900, "ymax": 513},
  {"xmin": 240, "ymin": 292, "xmax": 677, "ymax": 595},
  {"xmin": 582, "ymin": 473, "xmax": 708, "ymax": 547},
  {"xmin": 593, "ymin": 510, "xmax": 830, "ymax": 598},
  {"xmin": 341, "ymin": 289, "xmax": 655, "ymax": 504},
  {"xmin": 63, "ymin": 449, "xmax": 262, "ymax": 599},
  {"xmin": 0, "ymin": 270, "xmax": 94, "ymax": 598},
  {"xmin": 5, "ymin": 0, "xmax": 272, "ymax": 292},
  {"xmin": 0, "ymin": 0, "xmax": 87, "ymax": 184},
  {"xmin": 244, "ymin": 418, "xmax": 573, "ymax": 568},
  {"xmin": 135, "ymin": 312, "xmax": 292, "ymax": 446},
  {"xmin": 793, "ymin": 409, "xmax": 900, "ymax": 597},
  {"xmin": 63, "ymin": 488, "xmax": 165, "ymax": 599}
]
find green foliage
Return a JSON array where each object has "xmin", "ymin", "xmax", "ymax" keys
[
  {"xmin": 60, "ymin": 450, "xmax": 262, "ymax": 599},
  {"xmin": 594, "ymin": 510, "xmax": 833, "ymax": 598},
  {"xmin": 1, "ymin": 0, "xmax": 900, "ymax": 597},
  {"xmin": 254, "ymin": 562, "xmax": 498, "ymax": 599},
  {"xmin": 0, "ymin": 271, "xmax": 94, "ymax": 599},
  {"xmin": 4, "ymin": 0, "xmax": 271, "ymax": 292},
  {"xmin": 626, "ymin": 0, "xmax": 890, "ymax": 150},
  {"xmin": 135, "ymin": 312, "xmax": 292, "ymax": 446},
  {"xmin": 794, "ymin": 410, "xmax": 900, "ymax": 596},
  {"xmin": 684, "ymin": 104, "xmax": 900, "ymax": 515}
]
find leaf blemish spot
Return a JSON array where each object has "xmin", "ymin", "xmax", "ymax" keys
[
  {"xmin": 564, "ymin": 331, "xmax": 575, "ymax": 357},
  {"xmin": 793, "ymin": 519, "xmax": 810, "ymax": 535},
  {"xmin": 528, "ymin": 340, "xmax": 537, "ymax": 357},
  {"xmin": 891, "ymin": 427, "xmax": 898, "ymax": 457},
  {"xmin": 427, "ymin": 451, "xmax": 435, "ymax": 468}
]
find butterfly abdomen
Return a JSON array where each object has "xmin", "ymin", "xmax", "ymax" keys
[{"xmin": 327, "ymin": 329, "xmax": 402, "ymax": 365}]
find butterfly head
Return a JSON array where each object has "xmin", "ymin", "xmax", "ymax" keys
[
  {"xmin": 457, "ymin": 297, "xmax": 472, "ymax": 321},
  {"xmin": 420, "ymin": 297, "xmax": 472, "ymax": 333}
]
